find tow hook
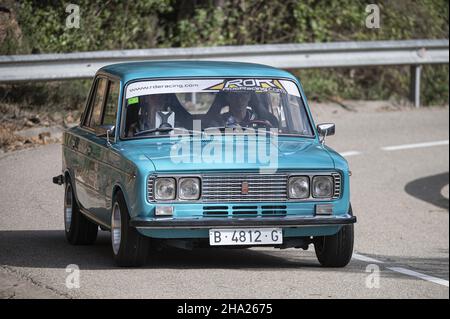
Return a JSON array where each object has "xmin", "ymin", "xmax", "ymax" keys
[{"xmin": 52, "ymin": 174, "xmax": 65, "ymax": 185}]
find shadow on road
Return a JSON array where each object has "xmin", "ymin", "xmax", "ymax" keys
[
  {"xmin": 0, "ymin": 230, "xmax": 448, "ymax": 282},
  {"xmin": 405, "ymin": 172, "xmax": 449, "ymax": 210},
  {"xmin": 0, "ymin": 230, "xmax": 322, "ymax": 270}
]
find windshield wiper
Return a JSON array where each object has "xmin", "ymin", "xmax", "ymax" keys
[
  {"xmin": 134, "ymin": 127, "xmax": 174, "ymax": 137},
  {"xmin": 133, "ymin": 127, "xmax": 281, "ymax": 138},
  {"xmin": 204, "ymin": 126, "xmax": 279, "ymax": 135}
]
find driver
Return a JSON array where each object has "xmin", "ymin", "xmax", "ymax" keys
[{"xmin": 220, "ymin": 91, "xmax": 256, "ymax": 128}]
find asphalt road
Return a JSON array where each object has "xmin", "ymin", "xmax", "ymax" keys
[{"xmin": 0, "ymin": 103, "xmax": 448, "ymax": 299}]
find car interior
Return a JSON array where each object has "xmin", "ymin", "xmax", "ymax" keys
[{"xmin": 124, "ymin": 91, "xmax": 285, "ymax": 137}]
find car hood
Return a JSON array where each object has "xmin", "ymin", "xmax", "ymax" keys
[{"xmin": 120, "ymin": 137, "xmax": 335, "ymax": 173}]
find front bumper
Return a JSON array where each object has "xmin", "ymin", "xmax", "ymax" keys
[{"xmin": 130, "ymin": 214, "xmax": 356, "ymax": 229}]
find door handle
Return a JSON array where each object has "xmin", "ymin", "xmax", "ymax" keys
[
  {"xmin": 70, "ymin": 140, "xmax": 77, "ymax": 149},
  {"xmin": 86, "ymin": 145, "xmax": 92, "ymax": 156}
]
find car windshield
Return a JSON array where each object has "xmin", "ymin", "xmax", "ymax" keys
[{"xmin": 122, "ymin": 78, "xmax": 314, "ymax": 138}]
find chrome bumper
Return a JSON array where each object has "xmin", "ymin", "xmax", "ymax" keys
[{"xmin": 130, "ymin": 214, "xmax": 356, "ymax": 229}]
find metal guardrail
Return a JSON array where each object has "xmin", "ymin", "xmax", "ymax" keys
[{"xmin": 0, "ymin": 39, "xmax": 448, "ymax": 107}]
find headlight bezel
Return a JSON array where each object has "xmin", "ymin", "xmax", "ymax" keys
[
  {"xmin": 288, "ymin": 173, "xmax": 338, "ymax": 200},
  {"xmin": 288, "ymin": 176, "xmax": 310, "ymax": 199},
  {"xmin": 178, "ymin": 177, "xmax": 201, "ymax": 200},
  {"xmin": 312, "ymin": 175, "xmax": 334, "ymax": 198},
  {"xmin": 150, "ymin": 175, "xmax": 202, "ymax": 202},
  {"xmin": 154, "ymin": 177, "xmax": 177, "ymax": 201}
]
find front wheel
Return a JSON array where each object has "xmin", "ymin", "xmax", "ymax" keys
[
  {"xmin": 314, "ymin": 224, "xmax": 354, "ymax": 267},
  {"xmin": 111, "ymin": 192, "xmax": 149, "ymax": 267}
]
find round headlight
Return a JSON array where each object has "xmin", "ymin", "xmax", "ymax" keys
[
  {"xmin": 288, "ymin": 176, "xmax": 310, "ymax": 199},
  {"xmin": 179, "ymin": 177, "xmax": 201, "ymax": 200},
  {"xmin": 154, "ymin": 178, "xmax": 176, "ymax": 200},
  {"xmin": 312, "ymin": 176, "xmax": 333, "ymax": 198}
]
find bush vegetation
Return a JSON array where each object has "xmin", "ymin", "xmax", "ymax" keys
[{"xmin": 0, "ymin": 0, "xmax": 448, "ymax": 110}]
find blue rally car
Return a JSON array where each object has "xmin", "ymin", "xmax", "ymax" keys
[{"xmin": 53, "ymin": 61, "xmax": 356, "ymax": 267}]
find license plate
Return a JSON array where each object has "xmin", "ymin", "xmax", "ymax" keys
[{"xmin": 209, "ymin": 228, "xmax": 283, "ymax": 246}]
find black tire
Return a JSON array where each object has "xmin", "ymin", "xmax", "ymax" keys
[
  {"xmin": 314, "ymin": 204, "xmax": 354, "ymax": 267},
  {"xmin": 64, "ymin": 179, "xmax": 98, "ymax": 245},
  {"xmin": 314, "ymin": 224, "xmax": 354, "ymax": 267},
  {"xmin": 111, "ymin": 191, "xmax": 149, "ymax": 267}
]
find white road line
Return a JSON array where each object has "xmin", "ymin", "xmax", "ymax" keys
[
  {"xmin": 352, "ymin": 253, "xmax": 384, "ymax": 264},
  {"xmin": 340, "ymin": 151, "xmax": 362, "ymax": 157},
  {"xmin": 381, "ymin": 140, "xmax": 449, "ymax": 151},
  {"xmin": 388, "ymin": 267, "xmax": 449, "ymax": 287},
  {"xmin": 353, "ymin": 253, "xmax": 448, "ymax": 288}
]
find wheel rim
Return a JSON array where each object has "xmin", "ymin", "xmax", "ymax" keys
[
  {"xmin": 111, "ymin": 202, "xmax": 122, "ymax": 255},
  {"xmin": 64, "ymin": 184, "xmax": 73, "ymax": 232}
]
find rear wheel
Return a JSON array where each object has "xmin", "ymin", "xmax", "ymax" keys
[
  {"xmin": 111, "ymin": 192, "xmax": 149, "ymax": 267},
  {"xmin": 64, "ymin": 179, "xmax": 98, "ymax": 245}
]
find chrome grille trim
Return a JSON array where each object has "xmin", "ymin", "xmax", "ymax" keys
[
  {"xmin": 147, "ymin": 176, "xmax": 155, "ymax": 202},
  {"xmin": 332, "ymin": 172, "xmax": 342, "ymax": 199},
  {"xmin": 202, "ymin": 174, "xmax": 288, "ymax": 202}
]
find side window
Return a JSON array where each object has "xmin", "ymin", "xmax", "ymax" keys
[
  {"xmin": 286, "ymin": 94, "xmax": 312, "ymax": 135},
  {"xmin": 102, "ymin": 81, "xmax": 119, "ymax": 126},
  {"xmin": 89, "ymin": 78, "xmax": 108, "ymax": 128},
  {"xmin": 82, "ymin": 79, "xmax": 98, "ymax": 127}
]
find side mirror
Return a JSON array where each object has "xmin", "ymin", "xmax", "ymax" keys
[
  {"xmin": 96, "ymin": 125, "xmax": 115, "ymax": 145},
  {"xmin": 317, "ymin": 123, "xmax": 335, "ymax": 145}
]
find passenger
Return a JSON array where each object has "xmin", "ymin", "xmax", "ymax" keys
[
  {"xmin": 127, "ymin": 94, "xmax": 193, "ymax": 136},
  {"xmin": 127, "ymin": 94, "xmax": 167, "ymax": 136}
]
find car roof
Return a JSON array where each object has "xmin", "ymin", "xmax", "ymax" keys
[{"xmin": 98, "ymin": 61, "xmax": 298, "ymax": 84}]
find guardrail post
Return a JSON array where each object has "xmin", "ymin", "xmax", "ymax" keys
[{"xmin": 410, "ymin": 64, "xmax": 422, "ymax": 108}]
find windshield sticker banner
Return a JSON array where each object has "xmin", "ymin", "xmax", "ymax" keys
[
  {"xmin": 206, "ymin": 79, "xmax": 284, "ymax": 92},
  {"xmin": 126, "ymin": 79, "xmax": 300, "ymax": 98}
]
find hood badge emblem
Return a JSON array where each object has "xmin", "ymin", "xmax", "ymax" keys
[{"xmin": 241, "ymin": 181, "xmax": 249, "ymax": 195}]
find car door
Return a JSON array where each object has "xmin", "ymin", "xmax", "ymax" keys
[
  {"xmin": 94, "ymin": 79, "xmax": 121, "ymax": 225},
  {"xmin": 78, "ymin": 76, "xmax": 121, "ymax": 226},
  {"xmin": 73, "ymin": 76, "xmax": 108, "ymax": 217}
]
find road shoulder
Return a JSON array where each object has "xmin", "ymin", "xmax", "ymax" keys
[{"xmin": 0, "ymin": 266, "xmax": 67, "ymax": 299}]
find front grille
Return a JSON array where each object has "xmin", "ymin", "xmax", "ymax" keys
[
  {"xmin": 147, "ymin": 172, "xmax": 342, "ymax": 202},
  {"xmin": 203, "ymin": 205, "xmax": 287, "ymax": 217},
  {"xmin": 261, "ymin": 205, "xmax": 287, "ymax": 216},
  {"xmin": 203, "ymin": 206, "xmax": 228, "ymax": 216},
  {"xmin": 202, "ymin": 174, "xmax": 288, "ymax": 202}
]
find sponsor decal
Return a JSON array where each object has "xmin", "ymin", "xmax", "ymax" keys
[
  {"xmin": 126, "ymin": 79, "xmax": 218, "ymax": 98},
  {"xmin": 127, "ymin": 96, "xmax": 139, "ymax": 105},
  {"xmin": 125, "ymin": 78, "xmax": 301, "ymax": 99},
  {"xmin": 206, "ymin": 79, "xmax": 286, "ymax": 93}
]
